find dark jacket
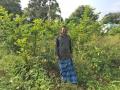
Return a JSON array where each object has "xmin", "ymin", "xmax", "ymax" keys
[{"xmin": 56, "ymin": 34, "xmax": 72, "ymax": 60}]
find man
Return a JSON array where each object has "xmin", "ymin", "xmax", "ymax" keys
[{"xmin": 56, "ymin": 26, "xmax": 78, "ymax": 84}]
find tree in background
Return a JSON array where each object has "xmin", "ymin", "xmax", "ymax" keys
[
  {"xmin": 25, "ymin": 0, "xmax": 61, "ymax": 20},
  {"xmin": 102, "ymin": 12, "xmax": 120, "ymax": 24},
  {"xmin": 65, "ymin": 5, "xmax": 99, "ymax": 24},
  {"xmin": 0, "ymin": 0, "xmax": 21, "ymax": 14}
]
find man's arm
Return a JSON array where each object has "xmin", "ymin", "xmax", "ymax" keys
[
  {"xmin": 69, "ymin": 37, "xmax": 73, "ymax": 54},
  {"xmin": 55, "ymin": 37, "xmax": 59, "ymax": 57}
]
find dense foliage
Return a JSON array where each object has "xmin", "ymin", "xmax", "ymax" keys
[
  {"xmin": 0, "ymin": 0, "xmax": 21, "ymax": 14},
  {"xmin": 0, "ymin": 6, "xmax": 120, "ymax": 90},
  {"xmin": 65, "ymin": 5, "xmax": 99, "ymax": 24},
  {"xmin": 102, "ymin": 12, "xmax": 120, "ymax": 24},
  {"xmin": 25, "ymin": 0, "xmax": 61, "ymax": 20}
]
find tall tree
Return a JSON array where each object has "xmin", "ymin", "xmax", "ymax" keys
[
  {"xmin": 25, "ymin": 0, "xmax": 61, "ymax": 20},
  {"xmin": 102, "ymin": 12, "xmax": 120, "ymax": 24},
  {"xmin": 0, "ymin": 0, "xmax": 21, "ymax": 14},
  {"xmin": 65, "ymin": 5, "xmax": 99, "ymax": 24}
]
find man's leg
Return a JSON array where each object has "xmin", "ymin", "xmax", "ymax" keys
[
  {"xmin": 58, "ymin": 60, "xmax": 68, "ymax": 83},
  {"xmin": 67, "ymin": 59, "xmax": 78, "ymax": 84}
]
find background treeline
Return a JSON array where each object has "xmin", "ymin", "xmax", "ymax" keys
[{"xmin": 0, "ymin": 0, "xmax": 120, "ymax": 90}]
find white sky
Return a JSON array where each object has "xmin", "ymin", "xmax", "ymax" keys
[{"xmin": 20, "ymin": 0, "xmax": 120, "ymax": 19}]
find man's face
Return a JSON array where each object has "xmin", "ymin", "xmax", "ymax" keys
[{"xmin": 61, "ymin": 27, "xmax": 67, "ymax": 35}]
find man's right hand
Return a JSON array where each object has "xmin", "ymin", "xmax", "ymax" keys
[{"xmin": 56, "ymin": 55, "xmax": 60, "ymax": 60}]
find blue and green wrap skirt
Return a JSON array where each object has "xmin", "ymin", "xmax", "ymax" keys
[{"xmin": 58, "ymin": 58, "xmax": 78, "ymax": 84}]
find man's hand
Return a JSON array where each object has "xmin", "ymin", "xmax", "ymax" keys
[{"xmin": 56, "ymin": 54, "xmax": 60, "ymax": 60}]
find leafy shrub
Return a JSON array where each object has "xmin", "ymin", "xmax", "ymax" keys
[{"xmin": 0, "ymin": 53, "xmax": 54, "ymax": 90}]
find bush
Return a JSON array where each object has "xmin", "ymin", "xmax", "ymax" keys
[{"xmin": 0, "ymin": 53, "xmax": 54, "ymax": 90}]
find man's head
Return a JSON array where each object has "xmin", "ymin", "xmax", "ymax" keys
[{"xmin": 60, "ymin": 26, "xmax": 68, "ymax": 35}]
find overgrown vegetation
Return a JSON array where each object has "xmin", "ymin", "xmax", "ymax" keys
[{"xmin": 0, "ymin": 6, "xmax": 120, "ymax": 90}]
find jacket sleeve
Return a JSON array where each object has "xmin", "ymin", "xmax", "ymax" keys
[
  {"xmin": 69, "ymin": 37, "xmax": 73, "ymax": 54},
  {"xmin": 55, "ymin": 37, "xmax": 59, "ymax": 56}
]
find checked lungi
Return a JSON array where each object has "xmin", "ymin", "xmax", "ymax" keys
[{"xmin": 58, "ymin": 58, "xmax": 78, "ymax": 84}]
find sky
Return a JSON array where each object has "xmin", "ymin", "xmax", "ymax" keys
[{"xmin": 20, "ymin": 0, "xmax": 120, "ymax": 19}]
